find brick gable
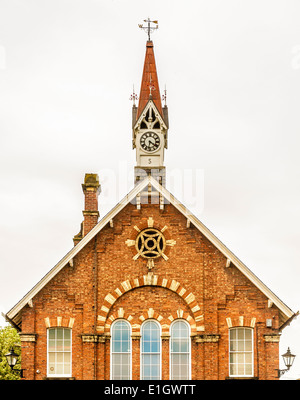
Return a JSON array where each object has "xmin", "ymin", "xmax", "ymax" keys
[{"xmin": 17, "ymin": 199, "xmax": 287, "ymax": 379}]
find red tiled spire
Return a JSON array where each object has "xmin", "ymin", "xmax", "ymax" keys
[{"xmin": 136, "ymin": 41, "xmax": 163, "ymax": 119}]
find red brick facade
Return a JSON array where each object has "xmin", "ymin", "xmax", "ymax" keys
[{"xmin": 17, "ymin": 197, "xmax": 284, "ymax": 380}]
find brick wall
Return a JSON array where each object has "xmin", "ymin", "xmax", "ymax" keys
[{"xmin": 20, "ymin": 202, "xmax": 280, "ymax": 380}]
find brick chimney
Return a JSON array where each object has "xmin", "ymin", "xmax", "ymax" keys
[{"xmin": 73, "ymin": 173, "xmax": 101, "ymax": 245}]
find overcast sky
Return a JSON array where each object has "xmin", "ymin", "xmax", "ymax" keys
[{"xmin": 1, "ymin": 0, "xmax": 300, "ymax": 379}]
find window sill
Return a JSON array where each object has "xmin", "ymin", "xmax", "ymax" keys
[
  {"xmin": 225, "ymin": 376, "xmax": 258, "ymax": 380},
  {"xmin": 44, "ymin": 377, "xmax": 75, "ymax": 380}
]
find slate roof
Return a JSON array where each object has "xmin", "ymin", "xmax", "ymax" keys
[{"xmin": 136, "ymin": 41, "xmax": 163, "ymax": 120}]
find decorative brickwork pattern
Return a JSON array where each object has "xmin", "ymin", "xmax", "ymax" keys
[{"xmin": 97, "ymin": 273, "xmax": 203, "ymax": 334}]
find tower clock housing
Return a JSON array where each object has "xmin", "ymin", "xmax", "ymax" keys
[{"xmin": 132, "ymin": 99, "xmax": 168, "ymax": 186}]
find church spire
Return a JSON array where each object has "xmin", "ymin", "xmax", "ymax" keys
[
  {"xmin": 132, "ymin": 20, "xmax": 169, "ymax": 190},
  {"xmin": 136, "ymin": 40, "xmax": 163, "ymax": 120}
]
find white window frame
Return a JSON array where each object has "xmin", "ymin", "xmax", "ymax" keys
[
  {"xmin": 169, "ymin": 319, "xmax": 191, "ymax": 380},
  {"xmin": 47, "ymin": 327, "xmax": 72, "ymax": 378},
  {"xmin": 229, "ymin": 327, "xmax": 254, "ymax": 378},
  {"xmin": 110, "ymin": 319, "xmax": 132, "ymax": 380},
  {"xmin": 140, "ymin": 319, "xmax": 162, "ymax": 380}
]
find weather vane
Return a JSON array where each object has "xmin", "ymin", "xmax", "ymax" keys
[{"xmin": 138, "ymin": 18, "xmax": 158, "ymax": 41}]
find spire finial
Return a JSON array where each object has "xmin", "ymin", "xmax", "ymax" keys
[
  {"xmin": 130, "ymin": 85, "xmax": 138, "ymax": 106},
  {"xmin": 162, "ymin": 85, "xmax": 167, "ymax": 106},
  {"xmin": 138, "ymin": 18, "xmax": 158, "ymax": 41}
]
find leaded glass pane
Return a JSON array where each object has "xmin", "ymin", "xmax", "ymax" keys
[
  {"xmin": 56, "ymin": 328, "xmax": 63, "ymax": 339},
  {"xmin": 48, "ymin": 339, "xmax": 55, "ymax": 352},
  {"xmin": 237, "ymin": 329, "xmax": 244, "ymax": 339},
  {"xmin": 47, "ymin": 328, "xmax": 72, "ymax": 377},
  {"xmin": 237, "ymin": 340, "xmax": 245, "ymax": 351},
  {"xmin": 141, "ymin": 321, "xmax": 161, "ymax": 380},
  {"xmin": 229, "ymin": 328, "xmax": 253, "ymax": 377},
  {"xmin": 245, "ymin": 329, "xmax": 252, "ymax": 339},
  {"xmin": 170, "ymin": 321, "xmax": 190, "ymax": 380},
  {"xmin": 111, "ymin": 320, "xmax": 131, "ymax": 380},
  {"xmin": 245, "ymin": 363, "xmax": 252, "ymax": 375},
  {"xmin": 245, "ymin": 341, "xmax": 252, "ymax": 351}
]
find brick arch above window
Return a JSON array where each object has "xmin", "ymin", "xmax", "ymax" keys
[
  {"xmin": 103, "ymin": 307, "xmax": 198, "ymax": 336},
  {"xmin": 167, "ymin": 309, "xmax": 198, "ymax": 335},
  {"xmin": 105, "ymin": 308, "xmax": 164, "ymax": 335},
  {"xmin": 97, "ymin": 273, "xmax": 204, "ymax": 334},
  {"xmin": 104, "ymin": 308, "xmax": 136, "ymax": 333},
  {"xmin": 226, "ymin": 316, "xmax": 256, "ymax": 328},
  {"xmin": 44, "ymin": 316, "xmax": 75, "ymax": 329}
]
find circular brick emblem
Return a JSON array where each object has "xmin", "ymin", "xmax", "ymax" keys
[
  {"xmin": 125, "ymin": 218, "xmax": 176, "ymax": 270},
  {"xmin": 135, "ymin": 228, "xmax": 166, "ymax": 259}
]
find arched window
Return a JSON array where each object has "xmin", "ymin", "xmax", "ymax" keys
[
  {"xmin": 229, "ymin": 327, "xmax": 253, "ymax": 377},
  {"xmin": 141, "ymin": 320, "xmax": 161, "ymax": 380},
  {"xmin": 111, "ymin": 320, "xmax": 131, "ymax": 380},
  {"xmin": 170, "ymin": 320, "xmax": 191, "ymax": 380},
  {"xmin": 47, "ymin": 327, "xmax": 72, "ymax": 377}
]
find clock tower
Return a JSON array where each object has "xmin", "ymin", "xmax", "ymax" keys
[{"xmin": 132, "ymin": 38, "xmax": 169, "ymax": 187}]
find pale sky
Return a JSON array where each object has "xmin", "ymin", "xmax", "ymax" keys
[{"xmin": 0, "ymin": 0, "xmax": 300, "ymax": 379}]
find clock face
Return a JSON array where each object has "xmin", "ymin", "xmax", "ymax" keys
[{"xmin": 140, "ymin": 131, "xmax": 160, "ymax": 152}]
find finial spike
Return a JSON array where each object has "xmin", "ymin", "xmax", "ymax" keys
[
  {"xmin": 162, "ymin": 85, "xmax": 167, "ymax": 106},
  {"xmin": 130, "ymin": 85, "xmax": 138, "ymax": 106}
]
